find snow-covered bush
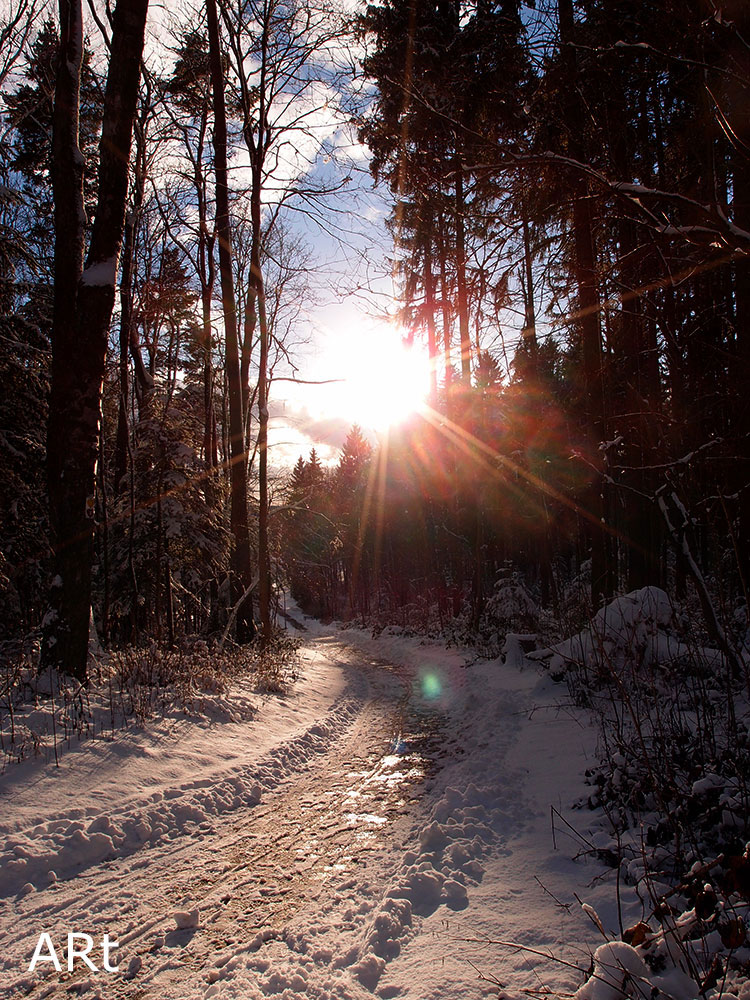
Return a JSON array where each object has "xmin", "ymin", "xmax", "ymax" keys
[
  {"xmin": 484, "ymin": 570, "xmax": 540, "ymax": 631},
  {"xmin": 456, "ymin": 568, "xmax": 542, "ymax": 657},
  {"xmin": 535, "ymin": 588, "xmax": 750, "ymax": 998},
  {"xmin": 534, "ymin": 586, "xmax": 678, "ymax": 680}
]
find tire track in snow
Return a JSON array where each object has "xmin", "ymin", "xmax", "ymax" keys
[
  {"xmin": 0, "ymin": 643, "xmax": 368, "ymax": 898},
  {"xmin": 1, "ymin": 637, "xmax": 450, "ymax": 999}
]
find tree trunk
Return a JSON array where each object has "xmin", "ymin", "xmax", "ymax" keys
[
  {"xmin": 43, "ymin": 0, "xmax": 86, "ymax": 678},
  {"xmin": 521, "ymin": 208, "xmax": 537, "ymax": 355},
  {"xmin": 115, "ymin": 210, "xmax": 134, "ymax": 494},
  {"xmin": 604, "ymin": 60, "xmax": 663, "ymax": 592},
  {"xmin": 437, "ymin": 209, "xmax": 453, "ymax": 385},
  {"xmin": 194, "ymin": 101, "xmax": 217, "ymax": 470},
  {"xmin": 423, "ymin": 213, "xmax": 439, "ymax": 404},
  {"xmin": 207, "ymin": 0, "xmax": 255, "ymax": 641},
  {"xmin": 231, "ymin": 0, "xmax": 273, "ymax": 648},
  {"xmin": 201, "ymin": 275, "xmax": 218, "ymax": 470},
  {"xmin": 254, "ymin": 189, "xmax": 272, "ymax": 646},
  {"xmin": 115, "ymin": 105, "xmax": 148, "ymax": 494},
  {"xmin": 43, "ymin": 0, "xmax": 150, "ymax": 681},
  {"xmin": 454, "ymin": 158, "xmax": 471, "ymax": 383},
  {"xmin": 558, "ymin": 0, "xmax": 611, "ymax": 606},
  {"xmin": 724, "ymin": 2, "xmax": 750, "ymax": 597}
]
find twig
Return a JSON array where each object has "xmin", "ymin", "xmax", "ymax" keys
[
  {"xmin": 550, "ymin": 805, "xmax": 598, "ymax": 853},
  {"xmin": 534, "ymin": 875, "xmax": 572, "ymax": 912}
]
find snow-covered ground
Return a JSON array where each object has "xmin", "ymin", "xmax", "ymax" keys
[{"xmin": 0, "ymin": 611, "xmax": 621, "ymax": 1000}]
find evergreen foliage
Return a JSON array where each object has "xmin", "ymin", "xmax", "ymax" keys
[{"xmin": 0, "ymin": 1, "xmax": 748, "ymax": 680}]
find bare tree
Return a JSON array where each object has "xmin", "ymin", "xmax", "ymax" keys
[
  {"xmin": 218, "ymin": 0, "xmax": 345, "ymax": 644},
  {"xmin": 157, "ymin": 24, "xmax": 219, "ymax": 470},
  {"xmin": 0, "ymin": 0, "xmax": 41, "ymax": 91},
  {"xmin": 207, "ymin": 0, "xmax": 255, "ymax": 640}
]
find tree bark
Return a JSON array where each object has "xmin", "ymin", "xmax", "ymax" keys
[
  {"xmin": 43, "ymin": 0, "xmax": 150, "ymax": 681},
  {"xmin": 558, "ymin": 0, "xmax": 611, "ymax": 606},
  {"xmin": 423, "ymin": 210, "xmax": 438, "ymax": 404},
  {"xmin": 207, "ymin": 0, "xmax": 255, "ymax": 640},
  {"xmin": 256, "ymin": 237, "xmax": 271, "ymax": 646},
  {"xmin": 115, "ymin": 208, "xmax": 135, "ymax": 494},
  {"xmin": 249, "ymin": 56, "xmax": 271, "ymax": 649},
  {"xmin": 437, "ymin": 208, "xmax": 453, "ymax": 385},
  {"xmin": 723, "ymin": 2, "xmax": 750, "ymax": 597},
  {"xmin": 454, "ymin": 158, "xmax": 471, "ymax": 383},
  {"xmin": 521, "ymin": 208, "xmax": 537, "ymax": 355},
  {"xmin": 220, "ymin": 0, "xmax": 274, "ymax": 647},
  {"xmin": 115, "ymin": 100, "xmax": 148, "ymax": 494}
]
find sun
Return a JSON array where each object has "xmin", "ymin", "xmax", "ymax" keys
[{"xmin": 335, "ymin": 324, "xmax": 432, "ymax": 432}]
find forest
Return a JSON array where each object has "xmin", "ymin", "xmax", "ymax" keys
[
  {"xmin": 2, "ymin": 0, "xmax": 750, "ymax": 996},
  {"xmin": 3, "ymin": 0, "xmax": 750, "ymax": 667}
]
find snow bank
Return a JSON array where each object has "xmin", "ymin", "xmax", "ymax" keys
[{"xmin": 531, "ymin": 586, "xmax": 721, "ymax": 675}]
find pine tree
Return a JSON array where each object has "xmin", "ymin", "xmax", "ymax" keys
[
  {"xmin": 360, "ymin": 0, "xmax": 529, "ymax": 385},
  {"xmin": 4, "ymin": 18, "xmax": 103, "ymax": 220},
  {"xmin": 337, "ymin": 425, "xmax": 372, "ymax": 493}
]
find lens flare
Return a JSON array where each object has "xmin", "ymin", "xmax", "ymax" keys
[{"xmin": 420, "ymin": 673, "xmax": 442, "ymax": 700}]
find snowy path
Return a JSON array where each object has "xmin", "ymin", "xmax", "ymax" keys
[{"xmin": 0, "ymin": 626, "xmax": 609, "ymax": 1000}]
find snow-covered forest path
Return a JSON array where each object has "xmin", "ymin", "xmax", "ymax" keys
[{"xmin": 0, "ymin": 625, "xmax": 605, "ymax": 1000}]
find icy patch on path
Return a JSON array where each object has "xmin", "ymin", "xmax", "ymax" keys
[{"xmin": 203, "ymin": 617, "xmax": 607, "ymax": 1000}]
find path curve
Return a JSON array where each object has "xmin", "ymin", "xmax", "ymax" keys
[{"xmin": 1, "ymin": 634, "xmax": 453, "ymax": 999}]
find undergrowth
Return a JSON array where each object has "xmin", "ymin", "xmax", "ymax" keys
[
  {"xmin": 548, "ymin": 587, "xmax": 750, "ymax": 998},
  {"xmin": 0, "ymin": 630, "xmax": 300, "ymax": 770}
]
